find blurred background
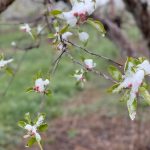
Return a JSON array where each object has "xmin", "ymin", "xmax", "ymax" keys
[{"xmin": 0, "ymin": 0, "xmax": 150, "ymax": 150}]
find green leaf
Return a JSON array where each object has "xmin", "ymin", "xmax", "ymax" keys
[
  {"xmin": 124, "ymin": 57, "xmax": 140, "ymax": 72},
  {"xmin": 108, "ymin": 65, "xmax": 122, "ymax": 81},
  {"xmin": 26, "ymin": 137, "xmax": 36, "ymax": 147},
  {"xmin": 45, "ymin": 89, "xmax": 52, "ymax": 96},
  {"xmin": 48, "ymin": 33, "xmax": 55, "ymax": 39},
  {"xmin": 120, "ymin": 90, "xmax": 129, "ymax": 102},
  {"xmin": 50, "ymin": 10, "xmax": 62, "ymax": 16},
  {"xmin": 127, "ymin": 99, "xmax": 137, "ymax": 120},
  {"xmin": 107, "ymin": 83, "xmax": 120, "ymax": 93},
  {"xmin": 0, "ymin": 53, "xmax": 4, "ymax": 60},
  {"xmin": 18, "ymin": 121, "xmax": 26, "ymax": 128},
  {"xmin": 80, "ymin": 56, "xmax": 85, "ymax": 62},
  {"xmin": 5, "ymin": 67, "xmax": 14, "ymax": 76},
  {"xmin": 87, "ymin": 18, "xmax": 106, "ymax": 34},
  {"xmin": 60, "ymin": 25, "xmax": 69, "ymax": 34},
  {"xmin": 26, "ymin": 87, "xmax": 34, "ymax": 93},
  {"xmin": 24, "ymin": 112, "xmax": 31, "ymax": 124},
  {"xmin": 38, "ymin": 124, "xmax": 48, "ymax": 132},
  {"xmin": 139, "ymin": 87, "xmax": 150, "ymax": 105}
]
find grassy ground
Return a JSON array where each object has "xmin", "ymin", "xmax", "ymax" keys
[{"xmin": 0, "ymin": 24, "xmax": 120, "ymax": 149}]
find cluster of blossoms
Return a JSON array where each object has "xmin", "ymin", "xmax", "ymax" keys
[
  {"xmin": 73, "ymin": 59, "xmax": 96, "ymax": 86},
  {"xmin": 109, "ymin": 58, "xmax": 150, "ymax": 120},
  {"xmin": 74, "ymin": 69, "xmax": 86, "ymax": 85},
  {"xmin": 33, "ymin": 78, "xmax": 50, "ymax": 93},
  {"xmin": 18, "ymin": 113, "xmax": 48, "ymax": 147},
  {"xmin": 60, "ymin": 0, "xmax": 100, "ymax": 26}
]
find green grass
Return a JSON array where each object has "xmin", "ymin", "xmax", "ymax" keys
[{"xmin": 0, "ymin": 25, "xmax": 119, "ymax": 148}]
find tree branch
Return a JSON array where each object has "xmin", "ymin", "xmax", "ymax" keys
[
  {"xmin": 0, "ymin": 0, "xmax": 15, "ymax": 14},
  {"xmin": 123, "ymin": 0, "xmax": 150, "ymax": 48}
]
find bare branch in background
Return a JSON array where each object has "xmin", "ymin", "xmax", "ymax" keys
[
  {"xmin": 0, "ymin": 0, "xmax": 15, "ymax": 14},
  {"xmin": 93, "ymin": 15, "xmax": 149, "ymax": 57},
  {"xmin": 123, "ymin": 0, "xmax": 150, "ymax": 49}
]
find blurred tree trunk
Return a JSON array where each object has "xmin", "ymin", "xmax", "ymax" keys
[
  {"xmin": 94, "ymin": 15, "xmax": 135, "ymax": 57},
  {"xmin": 123, "ymin": 0, "xmax": 150, "ymax": 48},
  {"xmin": 0, "ymin": 0, "xmax": 15, "ymax": 13}
]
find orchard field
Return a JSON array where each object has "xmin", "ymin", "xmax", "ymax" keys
[{"xmin": 0, "ymin": 25, "xmax": 150, "ymax": 150}]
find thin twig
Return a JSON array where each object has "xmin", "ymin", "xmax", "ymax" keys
[
  {"xmin": 50, "ymin": 49, "xmax": 66, "ymax": 74},
  {"xmin": 66, "ymin": 51, "xmax": 117, "ymax": 83},
  {"xmin": 66, "ymin": 40, "xmax": 123, "ymax": 67}
]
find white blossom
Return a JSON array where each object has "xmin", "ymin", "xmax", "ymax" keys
[
  {"xmin": 74, "ymin": 73, "xmax": 84, "ymax": 82},
  {"xmin": 60, "ymin": 0, "xmax": 97, "ymax": 26},
  {"xmin": 84, "ymin": 59, "xmax": 96, "ymax": 70},
  {"xmin": 74, "ymin": 69, "xmax": 85, "ymax": 81},
  {"xmin": 78, "ymin": 32, "xmax": 89, "ymax": 42},
  {"xmin": 34, "ymin": 78, "xmax": 50, "ymax": 93},
  {"xmin": 20, "ymin": 24, "xmax": 33, "ymax": 38},
  {"xmin": 62, "ymin": 32, "xmax": 73, "ymax": 40},
  {"xmin": 74, "ymin": 69, "xmax": 86, "ymax": 87},
  {"xmin": 61, "ymin": 12, "xmax": 77, "ymax": 27},
  {"xmin": 137, "ymin": 60, "xmax": 150, "ymax": 75},
  {"xmin": 0, "ymin": 59, "xmax": 13, "ymax": 68},
  {"xmin": 113, "ymin": 59, "xmax": 150, "ymax": 120},
  {"xmin": 11, "ymin": 41, "xmax": 16, "ymax": 47},
  {"xmin": 24, "ymin": 124, "xmax": 41, "ymax": 141},
  {"xmin": 35, "ymin": 116, "xmax": 44, "ymax": 128}
]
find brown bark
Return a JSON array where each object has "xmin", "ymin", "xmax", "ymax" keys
[
  {"xmin": 123, "ymin": 0, "xmax": 150, "ymax": 48},
  {"xmin": 0, "ymin": 0, "xmax": 15, "ymax": 14}
]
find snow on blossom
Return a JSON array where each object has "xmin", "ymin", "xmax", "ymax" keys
[
  {"xmin": 20, "ymin": 24, "xmax": 33, "ymax": 38},
  {"xmin": 113, "ymin": 59, "xmax": 150, "ymax": 120},
  {"xmin": 61, "ymin": 12, "xmax": 77, "ymax": 26},
  {"xmin": 78, "ymin": 32, "xmax": 89, "ymax": 42},
  {"xmin": 34, "ymin": 78, "xmax": 50, "ymax": 93},
  {"xmin": 84, "ymin": 59, "xmax": 96, "ymax": 70},
  {"xmin": 34, "ymin": 115, "xmax": 44, "ymax": 128},
  {"xmin": 0, "ymin": 58, "xmax": 13, "ymax": 68},
  {"xmin": 74, "ymin": 69, "xmax": 86, "ymax": 87},
  {"xmin": 60, "ymin": 0, "xmax": 97, "ymax": 26},
  {"xmin": 62, "ymin": 32, "xmax": 73, "ymax": 40},
  {"xmin": 137, "ymin": 60, "xmax": 150, "ymax": 75},
  {"xmin": 24, "ymin": 124, "xmax": 41, "ymax": 141}
]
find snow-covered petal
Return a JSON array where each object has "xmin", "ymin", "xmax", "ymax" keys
[
  {"xmin": 35, "ymin": 133, "xmax": 41, "ymax": 141},
  {"xmin": 34, "ymin": 78, "xmax": 50, "ymax": 93},
  {"xmin": 84, "ymin": 59, "xmax": 96, "ymax": 69},
  {"xmin": 59, "ymin": 0, "xmax": 97, "ymax": 27},
  {"xmin": 35, "ymin": 116, "xmax": 44, "ymax": 127},
  {"xmin": 61, "ymin": 12, "xmax": 77, "ymax": 26},
  {"xmin": 62, "ymin": 32, "xmax": 73, "ymax": 40},
  {"xmin": 74, "ymin": 74, "xmax": 83, "ymax": 81},
  {"xmin": 25, "ymin": 124, "xmax": 33, "ymax": 131},
  {"xmin": 0, "ymin": 59, "xmax": 13, "ymax": 68},
  {"xmin": 20, "ymin": 24, "xmax": 33, "ymax": 38},
  {"xmin": 78, "ymin": 32, "xmax": 89, "ymax": 42},
  {"xmin": 137, "ymin": 60, "xmax": 150, "ymax": 75}
]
